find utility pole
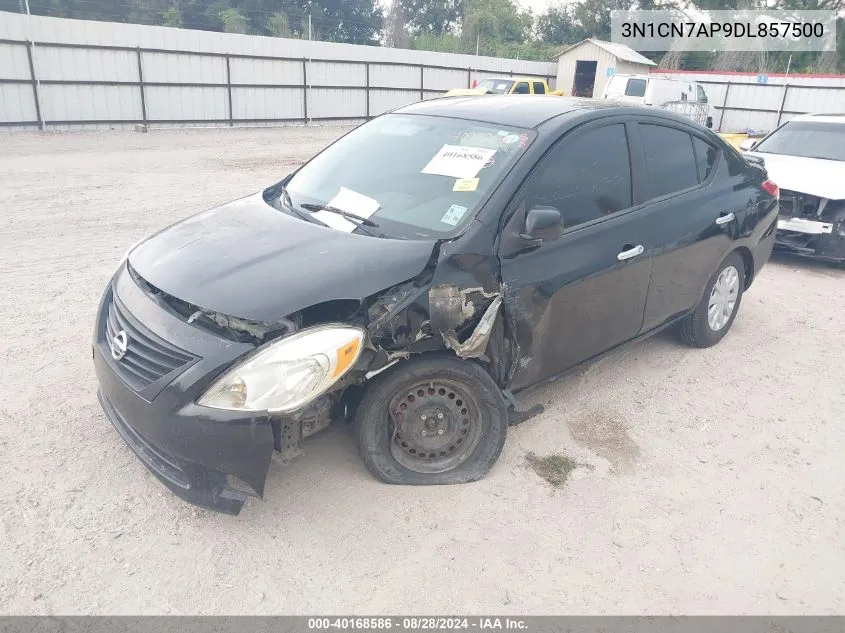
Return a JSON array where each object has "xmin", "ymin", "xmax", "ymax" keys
[{"xmin": 476, "ymin": 33, "xmax": 480, "ymax": 56}]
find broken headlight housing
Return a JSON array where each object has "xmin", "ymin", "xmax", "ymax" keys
[{"xmin": 197, "ymin": 325, "xmax": 365, "ymax": 413}]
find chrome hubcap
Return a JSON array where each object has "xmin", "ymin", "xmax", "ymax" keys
[{"xmin": 707, "ymin": 265, "xmax": 739, "ymax": 331}]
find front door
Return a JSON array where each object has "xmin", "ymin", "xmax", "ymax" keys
[{"xmin": 498, "ymin": 121, "xmax": 653, "ymax": 391}]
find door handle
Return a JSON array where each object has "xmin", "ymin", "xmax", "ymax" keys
[
  {"xmin": 617, "ymin": 244, "xmax": 644, "ymax": 261},
  {"xmin": 715, "ymin": 212, "xmax": 735, "ymax": 226}
]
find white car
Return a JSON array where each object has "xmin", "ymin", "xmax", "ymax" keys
[
  {"xmin": 740, "ymin": 114, "xmax": 845, "ymax": 267},
  {"xmin": 601, "ymin": 74, "xmax": 715, "ymax": 128}
]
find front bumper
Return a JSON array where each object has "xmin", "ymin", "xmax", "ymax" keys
[
  {"xmin": 93, "ymin": 264, "xmax": 275, "ymax": 515},
  {"xmin": 775, "ymin": 217, "xmax": 845, "ymax": 263}
]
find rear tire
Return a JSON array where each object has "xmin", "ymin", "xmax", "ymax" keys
[
  {"xmin": 355, "ymin": 355, "xmax": 508, "ymax": 485},
  {"xmin": 678, "ymin": 251, "xmax": 745, "ymax": 348}
]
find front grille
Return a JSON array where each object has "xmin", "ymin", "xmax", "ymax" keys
[{"xmin": 104, "ymin": 291, "xmax": 194, "ymax": 391}]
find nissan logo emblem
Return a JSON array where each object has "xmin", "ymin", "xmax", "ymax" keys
[{"xmin": 110, "ymin": 330, "xmax": 129, "ymax": 361}]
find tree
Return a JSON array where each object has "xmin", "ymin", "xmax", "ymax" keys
[
  {"xmin": 218, "ymin": 7, "xmax": 247, "ymax": 33},
  {"xmin": 384, "ymin": 1, "xmax": 410, "ymax": 48},
  {"xmin": 306, "ymin": 0, "xmax": 383, "ymax": 45},
  {"xmin": 462, "ymin": 0, "xmax": 532, "ymax": 49},
  {"xmin": 398, "ymin": 0, "xmax": 463, "ymax": 36},
  {"xmin": 536, "ymin": 3, "xmax": 586, "ymax": 45}
]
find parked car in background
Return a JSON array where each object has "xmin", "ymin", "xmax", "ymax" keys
[
  {"xmin": 740, "ymin": 114, "xmax": 845, "ymax": 267},
  {"xmin": 94, "ymin": 96, "xmax": 778, "ymax": 514},
  {"xmin": 602, "ymin": 74, "xmax": 715, "ymax": 128},
  {"xmin": 445, "ymin": 77, "xmax": 565, "ymax": 97}
]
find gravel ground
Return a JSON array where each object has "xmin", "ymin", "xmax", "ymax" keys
[{"xmin": 1, "ymin": 126, "xmax": 843, "ymax": 615}]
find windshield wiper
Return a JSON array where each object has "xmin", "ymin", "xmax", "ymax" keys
[
  {"xmin": 300, "ymin": 203, "xmax": 380, "ymax": 231},
  {"xmin": 271, "ymin": 188, "xmax": 331, "ymax": 228}
]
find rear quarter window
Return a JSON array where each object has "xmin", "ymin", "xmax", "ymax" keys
[{"xmin": 625, "ymin": 79, "xmax": 647, "ymax": 97}]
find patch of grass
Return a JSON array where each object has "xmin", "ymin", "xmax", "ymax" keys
[{"xmin": 525, "ymin": 452, "xmax": 583, "ymax": 487}]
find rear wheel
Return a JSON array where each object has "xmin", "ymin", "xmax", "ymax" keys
[
  {"xmin": 678, "ymin": 251, "xmax": 745, "ymax": 348},
  {"xmin": 355, "ymin": 356, "xmax": 508, "ymax": 485}
]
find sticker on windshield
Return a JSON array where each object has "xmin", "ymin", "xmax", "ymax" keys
[
  {"xmin": 422, "ymin": 144, "xmax": 497, "ymax": 179},
  {"xmin": 441, "ymin": 204, "xmax": 468, "ymax": 226},
  {"xmin": 453, "ymin": 178, "xmax": 479, "ymax": 192},
  {"xmin": 496, "ymin": 83, "xmax": 508, "ymax": 90},
  {"xmin": 502, "ymin": 134, "xmax": 520, "ymax": 145}
]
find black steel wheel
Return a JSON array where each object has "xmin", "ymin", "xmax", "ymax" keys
[{"xmin": 355, "ymin": 355, "xmax": 508, "ymax": 485}]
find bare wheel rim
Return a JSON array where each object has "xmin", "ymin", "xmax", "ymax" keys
[
  {"xmin": 707, "ymin": 264, "xmax": 739, "ymax": 332},
  {"xmin": 388, "ymin": 378, "xmax": 483, "ymax": 474}
]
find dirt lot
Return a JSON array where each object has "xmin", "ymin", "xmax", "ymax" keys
[{"xmin": 1, "ymin": 126, "xmax": 844, "ymax": 615}]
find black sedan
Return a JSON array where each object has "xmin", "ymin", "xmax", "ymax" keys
[{"xmin": 93, "ymin": 96, "xmax": 779, "ymax": 514}]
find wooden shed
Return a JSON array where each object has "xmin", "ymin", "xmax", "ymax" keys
[{"xmin": 554, "ymin": 39, "xmax": 656, "ymax": 98}]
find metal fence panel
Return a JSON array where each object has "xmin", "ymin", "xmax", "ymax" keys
[
  {"xmin": 34, "ymin": 45, "xmax": 137, "ymax": 81},
  {"xmin": 229, "ymin": 57, "xmax": 302, "ymax": 85},
  {"xmin": 0, "ymin": 83, "xmax": 36, "ymax": 122},
  {"xmin": 231, "ymin": 87, "xmax": 303, "ymax": 120},
  {"xmin": 40, "ymin": 84, "xmax": 141, "ymax": 121},
  {"xmin": 0, "ymin": 42, "xmax": 31, "ymax": 80},
  {"xmin": 369, "ymin": 89, "xmax": 421, "ymax": 116},
  {"xmin": 145, "ymin": 85, "xmax": 228, "ymax": 121},
  {"xmin": 308, "ymin": 87, "xmax": 366, "ymax": 119},
  {"xmin": 142, "ymin": 52, "xmax": 226, "ymax": 84}
]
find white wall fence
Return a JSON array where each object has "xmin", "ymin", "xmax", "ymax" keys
[
  {"xmin": 655, "ymin": 69, "xmax": 845, "ymax": 134},
  {"xmin": 0, "ymin": 12, "xmax": 558, "ymax": 131}
]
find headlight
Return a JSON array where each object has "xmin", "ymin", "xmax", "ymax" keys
[{"xmin": 197, "ymin": 325, "xmax": 365, "ymax": 413}]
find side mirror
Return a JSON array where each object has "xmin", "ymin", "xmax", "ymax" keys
[
  {"xmin": 739, "ymin": 138, "xmax": 757, "ymax": 151},
  {"xmin": 520, "ymin": 206, "xmax": 563, "ymax": 244}
]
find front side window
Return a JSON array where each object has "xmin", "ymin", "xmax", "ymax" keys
[
  {"xmin": 284, "ymin": 114, "xmax": 532, "ymax": 239},
  {"xmin": 513, "ymin": 82, "xmax": 531, "ymax": 94},
  {"xmin": 477, "ymin": 79, "xmax": 514, "ymax": 94},
  {"xmin": 639, "ymin": 124, "xmax": 699, "ymax": 200},
  {"xmin": 625, "ymin": 78, "xmax": 647, "ymax": 97},
  {"xmin": 752, "ymin": 121, "xmax": 845, "ymax": 162},
  {"xmin": 523, "ymin": 124, "xmax": 632, "ymax": 230}
]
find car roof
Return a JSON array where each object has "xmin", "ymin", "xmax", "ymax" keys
[
  {"xmin": 394, "ymin": 95, "xmax": 626, "ymax": 129},
  {"xmin": 790, "ymin": 113, "xmax": 845, "ymax": 125}
]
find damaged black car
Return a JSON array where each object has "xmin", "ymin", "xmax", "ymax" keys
[{"xmin": 93, "ymin": 96, "xmax": 779, "ymax": 514}]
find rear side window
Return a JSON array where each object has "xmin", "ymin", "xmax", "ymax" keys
[
  {"xmin": 513, "ymin": 82, "xmax": 530, "ymax": 94},
  {"xmin": 692, "ymin": 136, "xmax": 718, "ymax": 182},
  {"xmin": 533, "ymin": 81, "xmax": 546, "ymax": 94},
  {"xmin": 639, "ymin": 124, "xmax": 699, "ymax": 200},
  {"xmin": 525, "ymin": 124, "xmax": 632, "ymax": 229},
  {"xmin": 625, "ymin": 78, "xmax": 647, "ymax": 97}
]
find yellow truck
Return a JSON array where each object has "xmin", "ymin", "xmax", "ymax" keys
[{"xmin": 445, "ymin": 77, "xmax": 565, "ymax": 97}]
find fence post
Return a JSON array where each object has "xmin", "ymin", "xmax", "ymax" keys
[
  {"xmin": 467, "ymin": 67, "xmax": 472, "ymax": 88},
  {"xmin": 419, "ymin": 65, "xmax": 424, "ymax": 101},
  {"xmin": 225, "ymin": 54, "xmax": 233, "ymax": 126},
  {"xmin": 136, "ymin": 48, "xmax": 147, "ymax": 126},
  {"xmin": 302, "ymin": 59, "xmax": 308, "ymax": 124},
  {"xmin": 25, "ymin": 41, "xmax": 44, "ymax": 130},
  {"xmin": 717, "ymin": 81, "xmax": 731, "ymax": 132},
  {"xmin": 365, "ymin": 62, "xmax": 370, "ymax": 119},
  {"xmin": 776, "ymin": 83, "xmax": 789, "ymax": 127}
]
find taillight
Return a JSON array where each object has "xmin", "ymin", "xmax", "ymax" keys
[{"xmin": 761, "ymin": 179, "xmax": 779, "ymax": 199}]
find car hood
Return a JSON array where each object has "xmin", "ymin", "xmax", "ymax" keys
[
  {"xmin": 744, "ymin": 152, "xmax": 845, "ymax": 200},
  {"xmin": 128, "ymin": 193, "xmax": 436, "ymax": 323}
]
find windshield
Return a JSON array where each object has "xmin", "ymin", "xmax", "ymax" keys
[
  {"xmin": 283, "ymin": 114, "xmax": 532, "ymax": 239},
  {"xmin": 477, "ymin": 79, "xmax": 515, "ymax": 94},
  {"xmin": 753, "ymin": 121, "xmax": 845, "ymax": 162}
]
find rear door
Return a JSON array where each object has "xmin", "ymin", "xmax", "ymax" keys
[
  {"xmin": 498, "ymin": 119, "xmax": 654, "ymax": 390},
  {"xmin": 633, "ymin": 120, "xmax": 748, "ymax": 331}
]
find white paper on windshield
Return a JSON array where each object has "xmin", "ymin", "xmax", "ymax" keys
[
  {"xmin": 313, "ymin": 187, "xmax": 380, "ymax": 233},
  {"xmin": 421, "ymin": 144, "xmax": 497, "ymax": 180}
]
